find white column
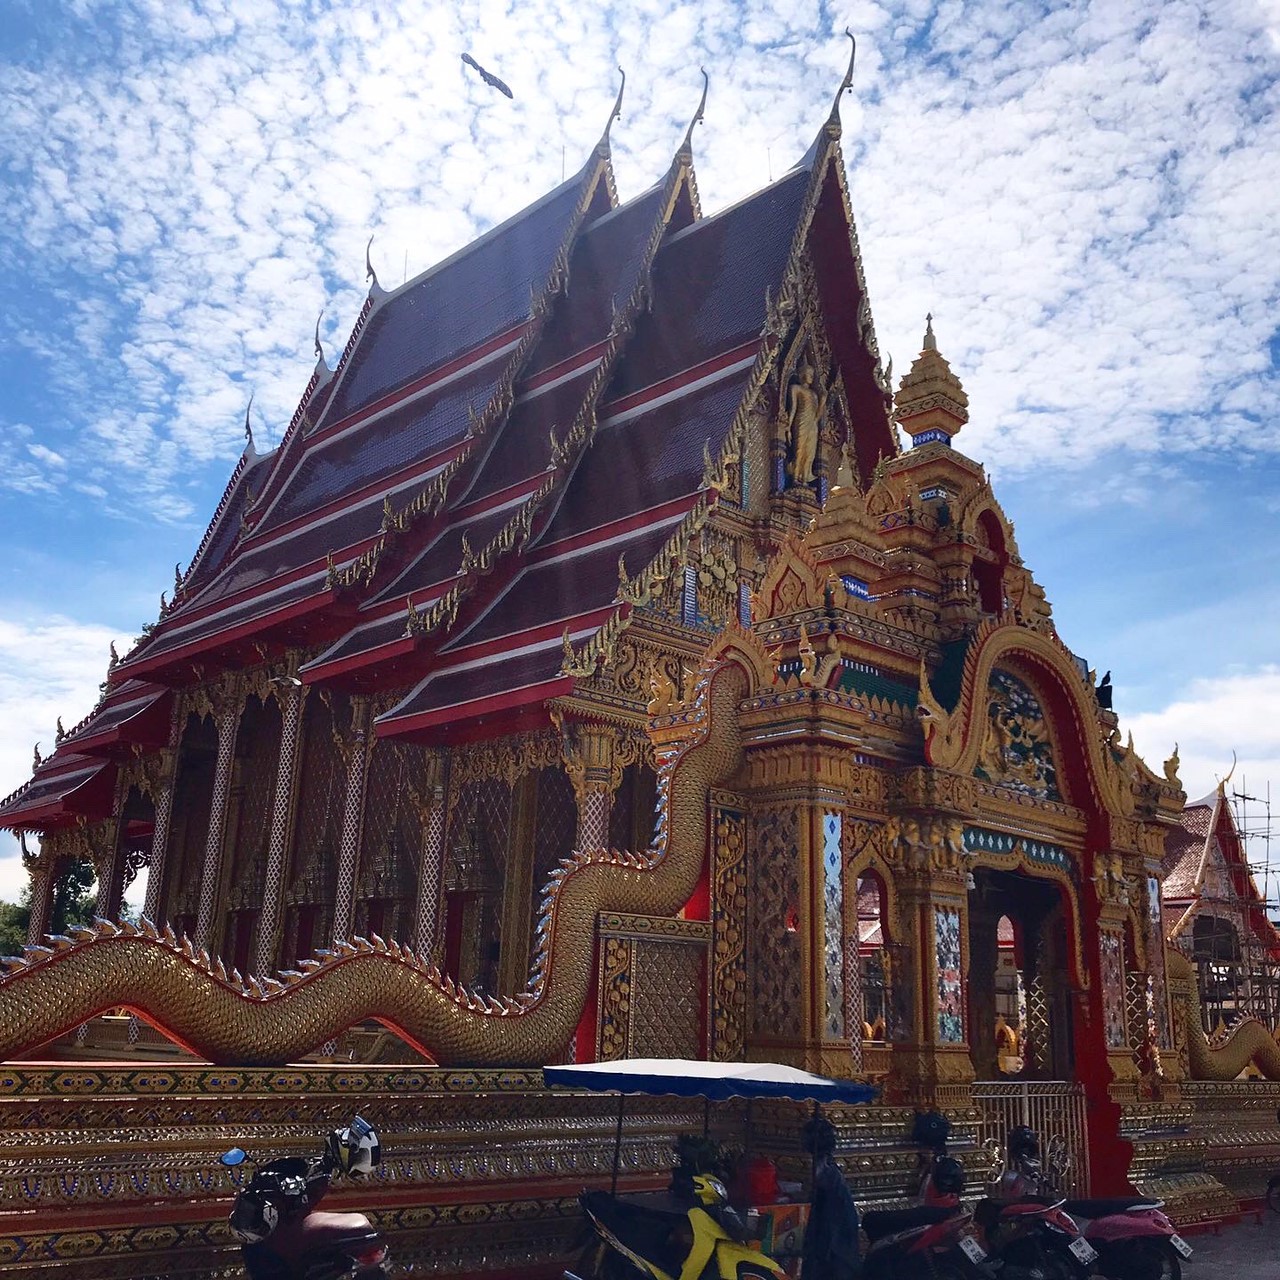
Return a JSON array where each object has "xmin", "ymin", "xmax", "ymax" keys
[
  {"xmin": 331, "ymin": 698, "xmax": 371, "ymax": 942},
  {"xmin": 25, "ymin": 843, "xmax": 57, "ymax": 945},
  {"xmin": 412, "ymin": 757, "xmax": 447, "ymax": 956},
  {"xmin": 141, "ymin": 750, "xmax": 177, "ymax": 923},
  {"xmin": 251, "ymin": 681, "xmax": 305, "ymax": 976},
  {"xmin": 194, "ymin": 701, "xmax": 240, "ymax": 949}
]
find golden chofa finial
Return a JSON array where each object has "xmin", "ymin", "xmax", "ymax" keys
[
  {"xmin": 598, "ymin": 65, "xmax": 626, "ymax": 151},
  {"xmin": 923, "ymin": 312, "xmax": 937, "ymax": 351},
  {"xmin": 679, "ymin": 67, "xmax": 709, "ymax": 156},
  {"xmin": 827, "ymin": 28, "xmax": 857, "ymax": 129}
]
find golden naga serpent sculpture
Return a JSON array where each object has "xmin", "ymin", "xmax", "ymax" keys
[
  {"xmin": 0, "ymin": 663, "xmax": 747, "ymax": 1067},
  {"xmin": 1165, "ymin": 946, "xmax": 1280, "ymax": 1081}
]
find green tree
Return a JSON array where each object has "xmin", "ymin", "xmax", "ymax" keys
[{"xmin": 0, "ymin": 858, "xmax": 96, "ymax": 956}]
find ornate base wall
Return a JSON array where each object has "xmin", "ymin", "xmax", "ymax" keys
[{"xmin": 5, "ymin": 1063, "xmax": 1274, "ymax": 1274}]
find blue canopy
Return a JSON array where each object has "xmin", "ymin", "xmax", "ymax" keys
[{"xmin": 543, "ymin": 1058, "xmax": 878, "ymax": 1104}]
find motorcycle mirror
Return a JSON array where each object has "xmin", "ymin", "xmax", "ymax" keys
[{"xmin": 220, "ymin": 1148, "xmax": 248, "ymax": 1167}]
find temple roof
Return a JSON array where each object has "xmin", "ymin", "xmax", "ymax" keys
[
  {"xmin": 1162, "ymin": 786, "xmax": 1280, "ymax": 956},
  {"xmin": 11, "ymin": 72, "xmax": 900, "ymax": 822}
]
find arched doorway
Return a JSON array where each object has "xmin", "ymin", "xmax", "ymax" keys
[{"xmin": 968, "ymin": 867, "xmax": 1075, "ymax": 1081}]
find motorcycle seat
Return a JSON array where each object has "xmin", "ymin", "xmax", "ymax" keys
[
  {"xmin": 581, "ymin": 1191, "xmax": 688, "ymax": 1275},
  {"xmin": 862, "ymin": 1205, "xmax": 956, "ymax": 1242},
  {"xmin": 1062, "ymin": 1197, "xmax": 1163, "ymax": 1218}
]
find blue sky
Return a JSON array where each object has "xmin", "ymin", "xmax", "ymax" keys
[{"xmin": 1, "ymin": 0, "xmax": 1278, "ymax": 903}]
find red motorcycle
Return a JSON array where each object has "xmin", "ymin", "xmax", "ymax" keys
[
  {"xmin": 862, "ymin": 1154, "xmax": 998, "ymax": 1280},
  {"xmin": 998, "ymin": 1126, "xmax": 1191, "ymax": 1280}
]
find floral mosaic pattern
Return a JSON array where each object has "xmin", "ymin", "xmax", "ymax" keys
[
  {"xmin": 822, "ymin": 813, "xmax": 844, "ymax": 1039},
  {"xmin": 935, "ymin": 906, "xmax": 964, "ymax": 1043},
  {"xmin": 1100, "ymin": 929, "xmax": 1127, "ymax": 1049},
  {"xmin": 1147, "ymin": 875, "xmax": 1171, "ymax": 1048},
  {"xmin": 974, "ymin": 668, "xmax": 1060, "ymax": 799}
]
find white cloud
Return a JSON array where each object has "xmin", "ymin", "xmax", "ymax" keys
[
  {"xmin": 0, "ymin": 615, "xmax": 130, "ymax": 904},
  {"xmin": 0, "ymin": 0, "xmax": 1275, "ymax": 527},
  {"xmin": 1123, "ymin": 665, "xmax": 1280, "ymax": 806}
]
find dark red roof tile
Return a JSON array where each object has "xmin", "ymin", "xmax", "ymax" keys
[
  {"xmin": 448, "ymin": 517, "xmax": 683, "ymax": 651},
  {"xmin": 262, "ymin": 363, "xmax": 502, "ymax": 532},
  {"xmin": 543, "ymin": 369, "xmax": 751, "ymax": 545},
  {"xmin": 608, "ymin": 169, "xmax": 807, "ymax": 399},
  {"xmin": 324, "ymin": 177, "xmax": 590, "ymax": 422}
]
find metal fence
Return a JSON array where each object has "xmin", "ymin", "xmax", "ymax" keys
[{"xmin": 971, "ymin": 1080, "xmax": 1090, "ymax": 1195}]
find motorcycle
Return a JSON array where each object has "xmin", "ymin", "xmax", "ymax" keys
[
  {"xmin": 996, "ymin": 1126, "xmax": 1191, "ymax": 1280},
  {"xmin": 567, "ymin": 1174, "xmax": 785, "ymax": 1280},
  {"xmin": 220, "ymin": 1115, "xmax": 392, "ymax": 1280},
  {"xmin": 862, "ymin": 1150, "xmax": 998, "ymax": 1280}
]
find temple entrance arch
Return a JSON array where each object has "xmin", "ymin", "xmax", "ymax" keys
[{"xmin": 967, "ymin": 867, "xmax": 1075, "ymax": 1081}]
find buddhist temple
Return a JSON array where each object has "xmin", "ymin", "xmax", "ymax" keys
[{"xmin": 2, "ymin": 48, "xmax": 1279, "ymax": 1278}]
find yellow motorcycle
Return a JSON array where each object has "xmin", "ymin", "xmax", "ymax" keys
[{"xmin": 571, "ymin": 1174, "xmax": 785, "ymax": 1280}]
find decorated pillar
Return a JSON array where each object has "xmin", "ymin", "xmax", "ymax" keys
[
  {"xmin": 24, "ymin": 835, "xmax": 60, "ymax": 945},
  {"xmin": 251, "ymin": 678, "xmax": 306, "ymax": 976},
  {"xmin": 740, "ymin": 742, "xmax": 867, "ymax": 1076},
  {"xmin": 709, "ymin": 795, "xmax": 748, "ymax": 1061},
  {"xmin": 411, "ymin": 752, "xmax": 447, "ymax": 957},
  {"xmin": 88, "ymin": 819, "xmax": 123, "ymax": 921},
  {"xmin": 194, "ymin": 687, "xmax": 242, "ymax": 951},
  {"xmin": 141, "ymin": 747, "xmax": 178, "ymax": 924},
  {"xmin": 883, "ymin": 809, "xmax": 975, "ymax": 1105},
  {"xmin": 565, "ymin": 721, "xmax": 617, "ymax": 850},
  {"xmin": 331, "ymin": 697, "xmax": 373, "ymax": 942}
]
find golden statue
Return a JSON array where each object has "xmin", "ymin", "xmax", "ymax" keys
[{"xmin": 785, "ymin": 362, "xmax": 827, "ymax": 485}]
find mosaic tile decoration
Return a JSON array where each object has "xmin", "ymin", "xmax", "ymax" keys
[
  {"xmin": 935, "ymin": 906, "xmax": 964, "ymax": 1043},
  {"xmin": 822, "ymin": 812, "xmax": 844, "ymax": 1039},
  {"xmin": 1100, "ymin": 928, "xmax": 1127, "ymax": 1049}
]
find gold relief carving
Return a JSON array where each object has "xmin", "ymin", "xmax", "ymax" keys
[
  {"xmin": 749, "ymin": 806, "xmax": 804, "ymax": 1043},
  {"xmin": 597, "ymin": 913, "xmax": 710, "ymax": 943},
  {"xmin": 711, "ymin": 806, "xmax": 748, "ymax": 1060},
  {"xmin": 1092, "ymin": 851, "xmax": 1138, "ymax": 908},
  {"xmin": 889, "ymin": 768, "xmax": 974, "ymax": 813},
  {"xmin": 449, "ymin": 730, "xmax": 562, "ymax": 789},
  {"xmin": 598, "ymin": 936, "xmax": 632, "ymax": 1061}
]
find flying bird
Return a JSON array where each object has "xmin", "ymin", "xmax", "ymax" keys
[{"xmin": 462, "ymin": 52, "xmax": 513, "ymax": 99}]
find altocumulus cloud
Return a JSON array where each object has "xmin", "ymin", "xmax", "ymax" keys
[
  {"xmin": 0, "ymin": 0, "xmax": 1278, "ymax": 895},
  {"xmin": 0, "ymin": 0, "xmax": 1276, "ymax": 520}
]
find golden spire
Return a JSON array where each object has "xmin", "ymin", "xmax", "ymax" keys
[{"xmin": 893, "ymin": 313, "xmax": 969, "ymax": 446}]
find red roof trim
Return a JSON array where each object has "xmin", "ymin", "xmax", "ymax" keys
[
  {"xmin": 132, "ymin": 530, "xmax": 379, "ymax": 641},
  {"xmin": 120, "ymin": 586, "xmax": 337, "ymax": 677},
  {"xmin": 304, "ymin": 633, "xmax": 419, "ymax": 684},
  {"xmin": 443, "ymin": 603, "xmax": 620, "ymax": 668},
  {"xmin": 377, "ymin": 674, "xmax": 574, "ymax": 737},
  {"xmin": 599, "ymin": 338, "xmax": 759, "ymax": 420},
  {"xmin": 308, "ymin": 319, "xmax": 530, "ymax": 447},
  {"xmin": 534, "ymin": 492, "xmax": 699, "ymax": 560},
  {"xmin": 517, "ymin": 341, "xmax": 609, "ymax": 395},
  {"xmin": 238, "ymin": 448, "xmax": 461, "ymax": 553}
]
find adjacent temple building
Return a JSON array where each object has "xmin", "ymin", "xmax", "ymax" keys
[{"xmin": 2, "ymin": 52, "xmax": 1278, "ymax": 1271}]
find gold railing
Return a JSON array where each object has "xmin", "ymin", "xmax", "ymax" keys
[{"xmin": 971, "ymin": 1080, "xmax": 1090, "ymax": 1194}]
